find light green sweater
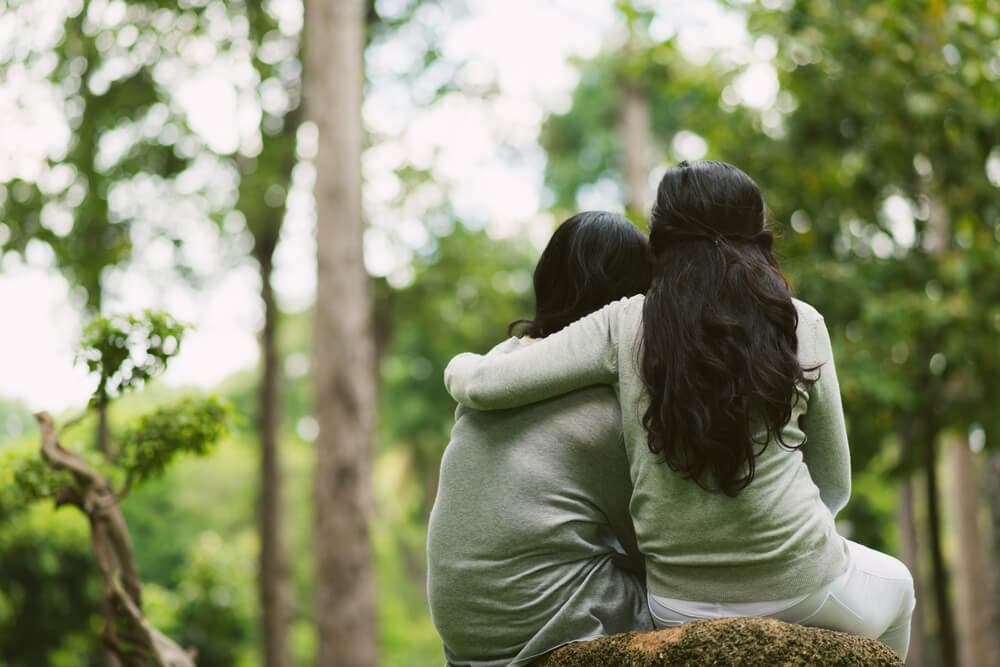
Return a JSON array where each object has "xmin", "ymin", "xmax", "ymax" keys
[
  {"xmin": 428, "ymin": 339, "xmax": 653, "ymax": 667},
  {"xmin": 445, "ymin": 296, "xmax": 851, "ymax": 602}
]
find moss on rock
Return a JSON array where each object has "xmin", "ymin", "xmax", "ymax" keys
[{"xmin": 533, "ymin": 617, "xmax": 902, "ymax": 666}]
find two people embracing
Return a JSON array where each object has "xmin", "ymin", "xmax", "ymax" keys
[{"xmin": 428, "ymin": 161, "xmax": 915, "ymax": 666}]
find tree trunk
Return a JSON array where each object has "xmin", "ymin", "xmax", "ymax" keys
[
  {"xmin": 92, "ymin": 273, "xmax": 117, "ymax": 667},
  {"xmin": 896, "ymin": 418, "xmax": 926, "ymax": 667},
  {"xmin": 257, "ymin": 247, "xmax": 293, "ymax": 667},
  {"xmin": 986, "ymin": 452, "xmax": 1000, "ymax": 665},
  {"xmin": 897, "ymin": 476, "xmax": 926, "ymax": 667},
  {"xmin": 97, "ymin": 400, "xmax": 111, "ymax": 458},
  {"xmin": 96, "ymin": 395, "xmax": 117, "ymax": 667},
  {"xmin": 946, "ymin": 438, "xmax": 995, "ymax": 667},
  {"xmin": 35, "ymin": 413, "xmax": 194, "ymax": 667},
  {"xmin": 923, "ymin": 191, "xmax": 989, "ymax": 667},
  {"xmin": 925, "ymin": 437, "xmax": 957, "ymax": 667},
  {"xmin": 620, "ymin": 81, "xmax": 650, "ymax": 217},
  {"xmin": 306, "ymin": 0, "xmax": 378, "ymax": 665}
]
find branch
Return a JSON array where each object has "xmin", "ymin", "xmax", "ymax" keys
[
  {"xmin": 114, "ymin": 469, "xmax": 137, "ymax": 503},
  {"xmin": 111, "ymin": 576, "xmax": 196, "ymax": 667},
  {"xmin": 35, "ymin": 412, "xmax": 102, "ymax": 484},
  {"xmin": 37, "ymin": 411, "xmax": 146, "ymax": 641}
]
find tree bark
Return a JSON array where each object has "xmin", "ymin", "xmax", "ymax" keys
[
  {"xmin": 896, "ymin": 417, "xmax": 926, "ymax": 667},
  {"xmin": 97, "ymin": 400, "xmax": 111, "ymax": 458},
  {"xmin": 946, "ymin": 438, "xmax": 995, "ymax": 667},
  {"xmin": 96, "ymin": 394, "xmax": 117, "ymax": 667},
  {"xmin": 306, "ymin": 0, "xmax": 378, "ymax": 665},
  {"xmin": 620, "ymin": 81, "xmax": 650, "ymax": 217},
  {"xmin": 256, "ymin": 246, "xmax": 293, "ymax": 667},
  {"xmin": 897, "ymin": 476, "xmax": 926, "ymax": 667},
  {"xmin": 35, "ymin": 412, "xmax": 194, "ymax": 667},
  {"xmin": 986, "ymin": 452, "xmax": 1000, "ymax": 665},
  {"xmin": 925, "ymin": 437, "xmax": 957, "ymax": 667}
]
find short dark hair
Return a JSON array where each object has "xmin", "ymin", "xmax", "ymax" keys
[{"xmin": 509, "ymin": 211, "xmax": 651, "ymax": 338}]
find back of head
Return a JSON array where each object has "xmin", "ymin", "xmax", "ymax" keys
[
  {"xmin": 641, "ymin": 160, "xmax": 809, "ymax": 495},
  {"xmin": 510, "ymin": 211, "xmax": 651, "ymax": 339}
]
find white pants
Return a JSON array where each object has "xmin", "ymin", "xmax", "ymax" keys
[{"xmin": 647, "ymin": 540, "xmax": 916, "ymax": 660}]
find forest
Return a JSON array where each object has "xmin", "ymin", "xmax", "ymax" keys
[{"xmin": 0, "ymin": 0, "xmax": 998, "ymax": 666}]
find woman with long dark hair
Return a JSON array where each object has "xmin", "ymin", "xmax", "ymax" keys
[
  {"xmin": 428, "ymin": 211, "xmax": 654, "ymax": 666},
  {"xmin": 444, "ymin": 161, "xmax": 915, "ymax": 659}
]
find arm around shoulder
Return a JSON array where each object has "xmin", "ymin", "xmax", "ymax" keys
[{"xmin": 442, "ymin": 297, "xmax": 630, "ymax": 410}]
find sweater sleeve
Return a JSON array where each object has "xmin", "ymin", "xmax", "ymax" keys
[
  {"xmin": 444, "ymin": 297, "xmax": 626, "ymax": 410},
  {"xmin": 799, "ymin": 311, "xmax": 852, "ymax": 517}
]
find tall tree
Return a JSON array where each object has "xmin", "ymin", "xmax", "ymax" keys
[
  {"xmin": 896, "ymin": 470, "xmax": 926, "ymax": 667},
  {"xmin": 618, "ymin": 2, "xmax": 654, "ymax": 216},
  {"xmin": 988, "ymin": 453, "xmax": 1000, "ymax": 661},
  {"xmin": 948, "ymin": 435, "xmax": 994, "ymax": 667},
  {"xmin": 306, "ymin": 0, "xmax": 377, "ymax": 665},
  {"xmin": 227, "ymin": 5, "xmax": 304, "ymax": 663},
  {"xmin": 251, "ymin": 178, "xmax": 295, "ymax": 667},
  {"xmin": 926, "ymin": 187, "xmax": 992, "ymax": 667}
]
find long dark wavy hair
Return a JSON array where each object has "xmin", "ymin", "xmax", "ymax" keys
[
  {"xmin": 509, "ymin": 211, "xmax": 651, "ymax": 338},
  {"xmin": 641, "ymin": 160, "xmax": 813, "ymax": 496}
]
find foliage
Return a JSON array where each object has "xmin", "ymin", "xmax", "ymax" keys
[
  {"xmin": 77, "ymin": 311, "xmax": 188, "ymax": 406},
  {"xmin": 0, "ymin": 0, "xmax": 217, "ymax": 311},
  {"xmin": 116, "ymin": 396, "xmax": 231, "ymax": 487},
  {"xmin": 169, "ymin": 531, "xmax": 257, "ymax": 667},
  {"xmin": 541, "ymin": 35, "xmax": 758, "ymax": 216},
  {"xmin": 727, "ymin": 0, "xmax": 1000, "ymax": 475},
  {"xmin": 4, "ymin": 453, "xmax": 74, "ymax": 506},
  {"xmin": 0, "ymin": 503, "xmax": 102, "ymax": 667},
  {"xmin": 0, "ymin": 310, "xmax": 231, "ymax": 663},
  {"xmin": 373, "ymin": 448, "xmax": 445, "ymax": 666}
]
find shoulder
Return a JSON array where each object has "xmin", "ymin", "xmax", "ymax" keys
[
  {"xmin": 792, "ymin": 297, "xmax": 825, "ymax": 325},
  {"xmin": 600, "ymin": 293, "xmax": 645, "ymax": 316},
  {"xmin": 621, "ymin": 293, "xmax": 645, "ymax": 312},
  {"xmin": 792, "ymin": 298, "xmax": 828, "ymax": 340},
  {"xmin": 607, "ymin": 293, "xmax": 645, "ymax": 328},
  {"xmin": 792, "ymin": 298, "xmax": 834, "ymax": 364}
]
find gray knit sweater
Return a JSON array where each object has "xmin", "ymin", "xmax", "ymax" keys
[
  {"xmin": 428, "ymin": 338, "xmax": 653, "ymax": 667},
  {"xmin": 445, "ymin": 296, "xmax": 851, "ymax": 602}
]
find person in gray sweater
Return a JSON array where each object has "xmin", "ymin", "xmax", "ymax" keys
[
  {"xmin": 426, "ymin": 211, "xmax": 655, "ymax": 666},
  {"xmin": 445, "ymin": 161, "xmax": 915, "ymax": 659}
]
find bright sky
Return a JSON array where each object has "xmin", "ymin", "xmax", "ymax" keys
[{"xmin": 0, "ymin": 0, "xmax": 756, "ymax": 414}]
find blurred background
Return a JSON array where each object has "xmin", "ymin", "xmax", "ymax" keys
[{"xmin": 0, "ymin": 0, "xmax": 998, "ymax": 665}]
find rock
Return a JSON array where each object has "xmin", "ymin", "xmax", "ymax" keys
[{"xmin": 532, "ymin": 617, "xmax": 902, "ymax": 666}]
